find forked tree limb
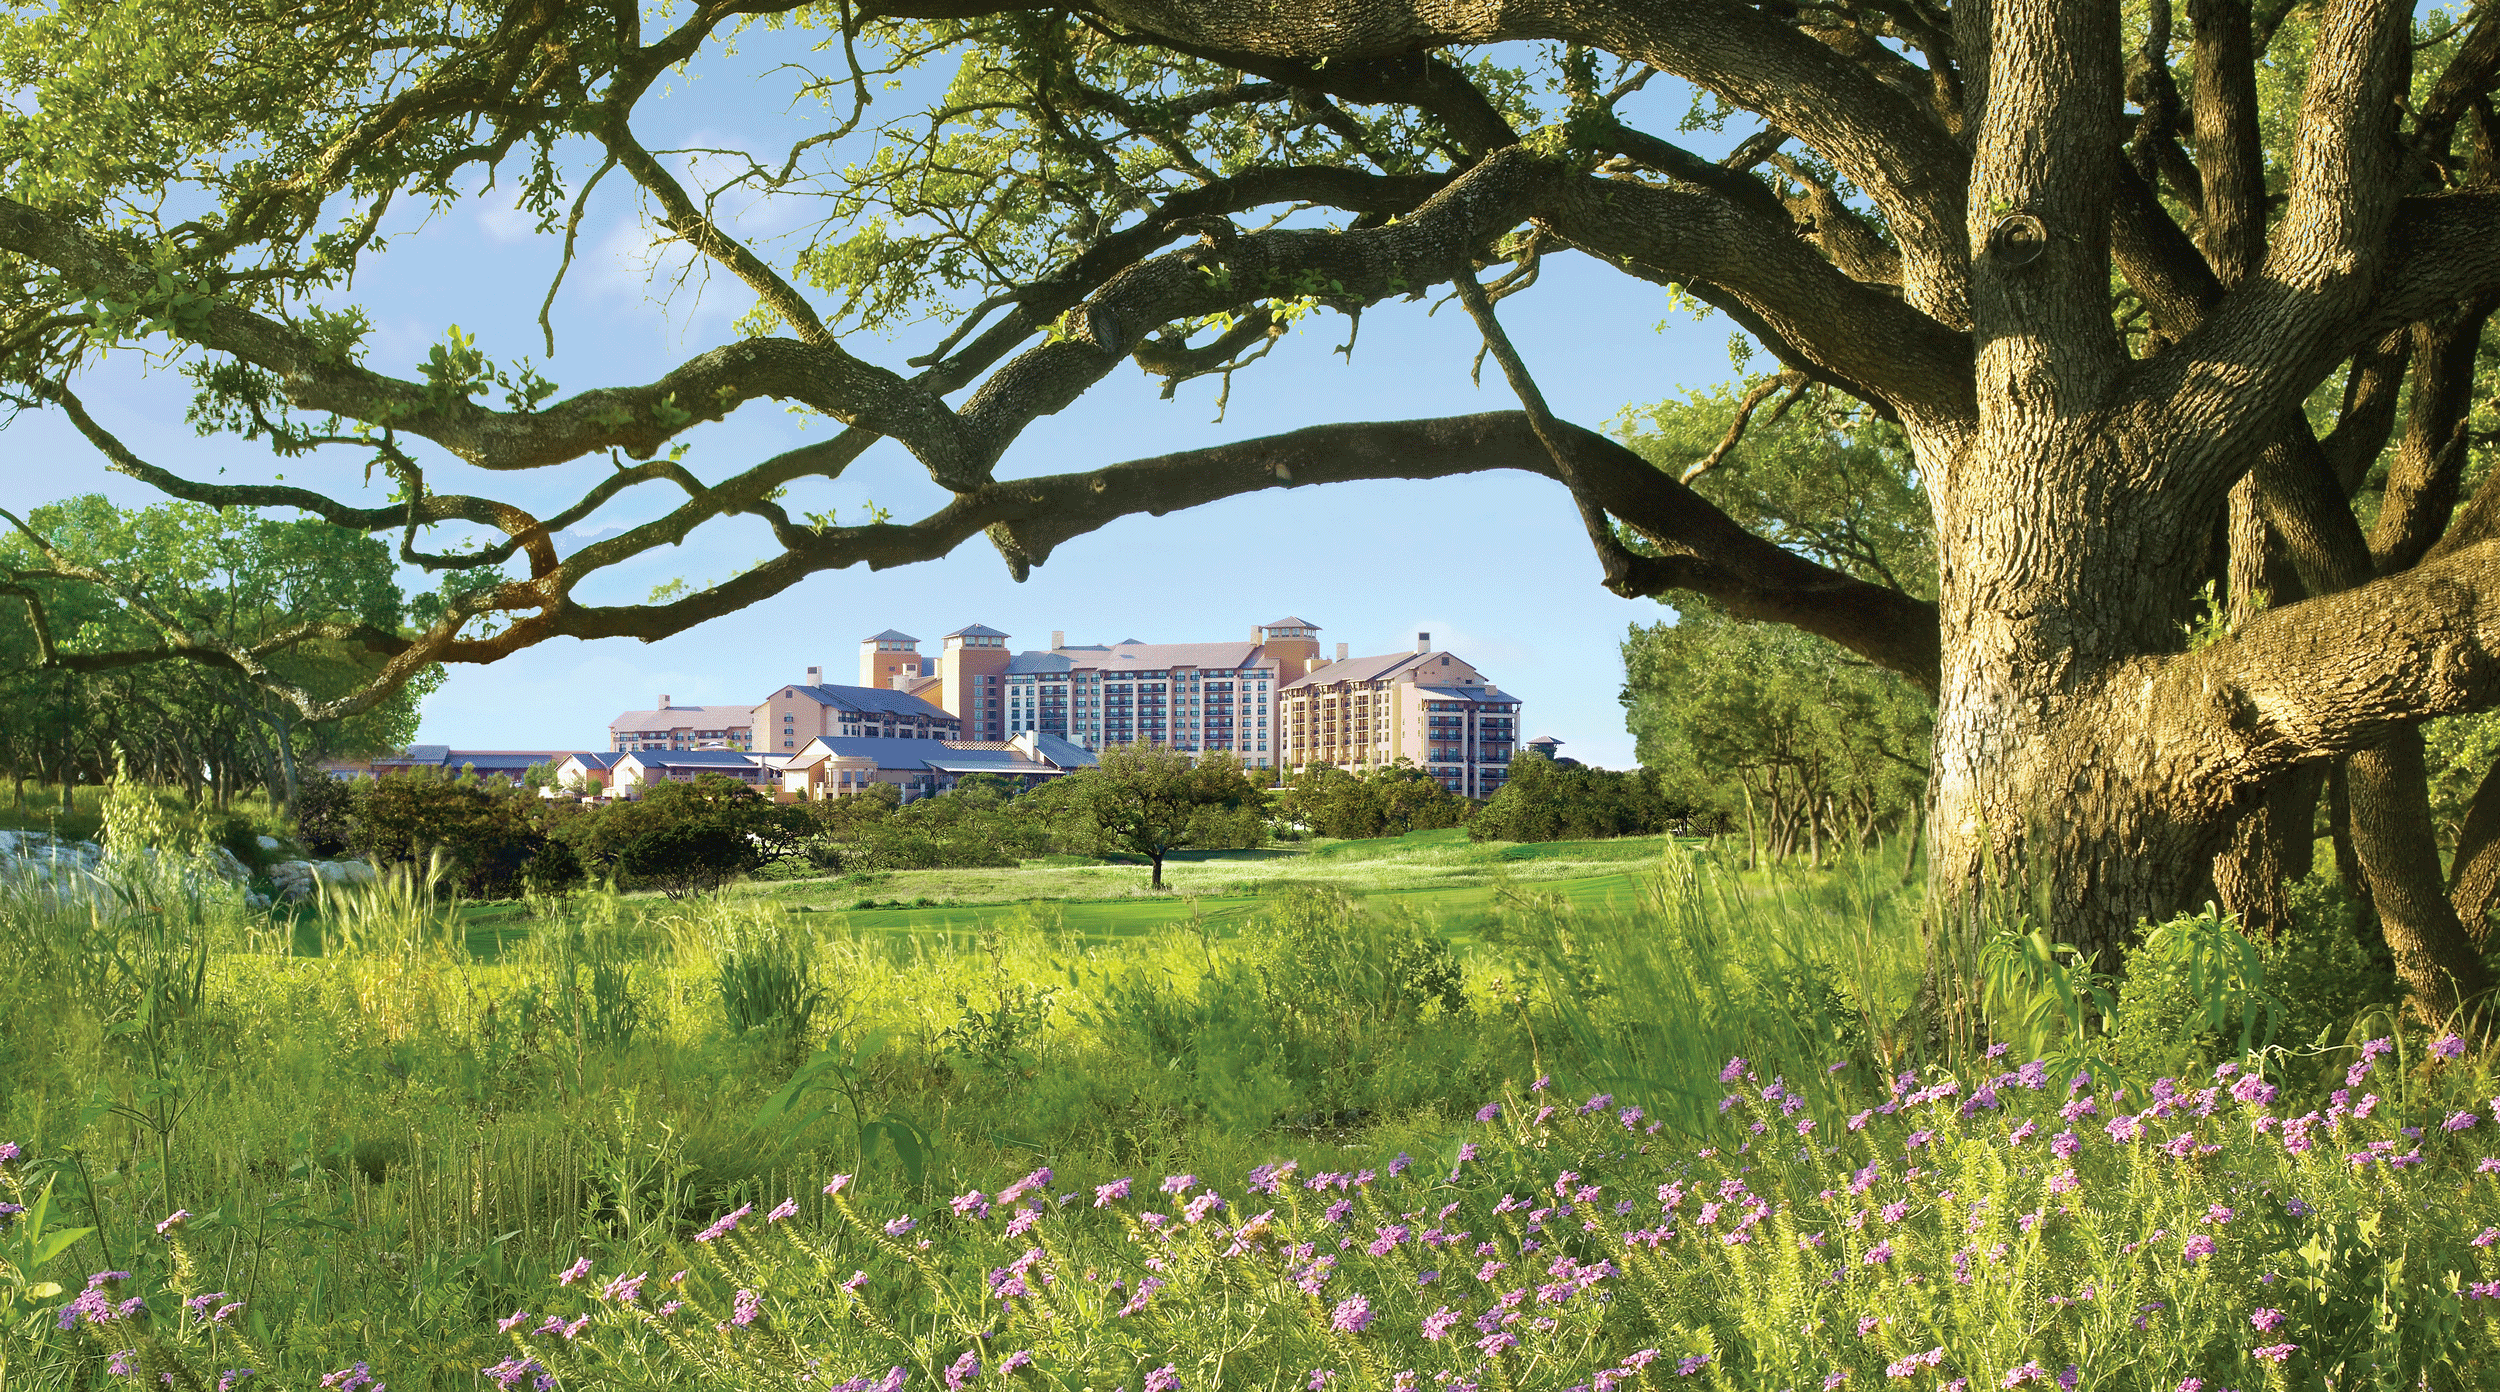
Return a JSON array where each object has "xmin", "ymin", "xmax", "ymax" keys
[{"xmin": 9, "ymin": 408, "xmax": 1944, "ymax": 717}]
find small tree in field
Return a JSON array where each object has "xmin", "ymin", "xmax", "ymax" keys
[{"xmin": 1064, "ymin": 746, "xmax": 1262, "ymax": 889}]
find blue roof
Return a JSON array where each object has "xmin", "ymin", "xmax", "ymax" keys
[
  {"xmin": 947, "ymin": 623, "xmax": 1011, "ymax": 638},
  {"xmin": 789, "ymin": 683, "xmax": 953, "ymax": 719},
  {"xmin": 623, "ymin": 750, "xmax": 763, "ymax": 769},
  {"xmin": 1006, "ymin": 653, "xmax": 1076, "ymax": 674},
  {"xmin": 864, "ymin": 629, "xmax": 919, "ymax": 643},
  {"xmin": 1029, "ymin": 733, "xmax": 1098, "ymax": 767},
  {"xmin": 798, "ymin": 736, "xmax": 965, "ymax": 771}
]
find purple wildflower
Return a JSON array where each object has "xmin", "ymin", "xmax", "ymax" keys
[
  {"xmin": 2181, "ymin": 1234, "xmax": 2216, "ymax": 1263},
  {"xmin": 945, "ymin": 1351, "xmax": 980, "ymax": 1390},
  {"xmin": 2251, "ymin": 1308, "xmax": 2284, "ymax": 1332},
  {"xmin": 1161, "ymin": 1174, "xmax": 1197, "ymax": 1196},
  {"xmin": 1143, "ymin": 1366, "xmax": 1180, "ymax": 1392},
  {"xmin": 2253, "ymin": 1344, "xmax": 2297, "ymax": 1365},
  {"xmin": 1331, "ymin": 1295, "xmax": 1374, "ymax": 1334},
  {"xmin": 694, "ymin": 1204, "xmax": 752, "ymax": 1243},
  {"xmin": 883, "ymin": 1215, "xmax": 917, "ymax": 1238},
  {"xmin": 557, "ymin": 1257, "xmax": 593, "ymax": 1285},
  {"xmin": 1095, "ymin": 1178, "xmax": 1132, "ymax": 1206},
  {"xmin": 2431, "ymin": 1033, "xmax": 2466, "ymax": 1061},
  {"xmin": 1476, "ymin": 1103, "xmax": 1501, "ymax": 1122},
  {"xmin": 824, "ymin": 1174, "xmax": 853, "ymax": 1196},
  {"xmin": 156, "ymin": 1210, "xmax": 191, "ymax": 1236},
  {"xmin": 1001, "ymin": 1352, "xmax": 1034, "ymax": 1375},
  {"xmin": 732, "ymin": 1289, "xmax": 763, "ymax": 1327},
  {"xmin": 767, "ymin": 1198, "xmax": 799, "ymax": 1223},
  {"xmin": 1422, "ymin": 1307, "xmax": 1461, "ymax": 1340}
]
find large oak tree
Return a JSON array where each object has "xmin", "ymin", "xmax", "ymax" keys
[{"xmin": 3, "ymin": 0, "xmax": 2498, "ymax": 1012}]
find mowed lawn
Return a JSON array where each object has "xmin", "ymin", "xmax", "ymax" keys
[
  {"xmin": 748, "ymin": 827, "xmax": 1683, "ymax": 945},
  {"xmin": 410, "ymin": 829, "xmax": 1688, "ymax": 955}
]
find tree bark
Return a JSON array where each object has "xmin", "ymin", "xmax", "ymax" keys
[
  {"xmin": 2445, "ymin": 755, "xmax": 2500, "ymax": 944},
  {"xmin": 2347, "ymin": 735, "xmax": 2496, "ymax": 1014}
]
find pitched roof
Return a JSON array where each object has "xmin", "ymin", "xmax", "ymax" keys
[
  {"xmin": 610, "ymin": 704, "xmax": 756, "ymax": 733},
  {"xmin": 1005, "ymin": 652, "xmax": 1076, "ymax": 675},
  {"xmin": 946, "ymin": 623, "xmax": 1011, "ymax": 638},
  {"xmin": 563, "ymin": 752, "xmax": 621, "ymax": 769},
  {"xmin": 376, "ymin": 747, "xmax": 572, "ymax": 769},
  {"xmin": 618, "ymin": 750, "xmax": 766, "ymax": 770},
  {"xmin": 864, "ymin": 628, "xmax": 919, "ymax": 643},
  {"xmin": 786, "ymin": 736, "xmax": 993, "ymax": 772},
  {"xmin": 923, "ymin": 752, "xmax": 1057, "ymax": 775},
  {"xmin": 1415, "ymin": 685, "xmax": 1509, "ymax": 704},
  {"xmin": 1026, "ymin": 732, "xmax": 1099, "ymax": 767},
  {"xmin": 1262, "ymin": 616, "xmax": 1320, "ymax": 628},
  {"xmin": 1279, "ymin": 651, "xmax": 1430, "ymax": 691},
  {"xmin": 1063, "ymin": 640, "xmax": 1274, "ymax": 672},
  {"xmin": 781, "ymin": 683, "xmax": 955, "ymax": 719}
]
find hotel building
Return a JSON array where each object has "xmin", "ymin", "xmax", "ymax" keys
[
  {"xmin": 608, "ymin": 697, "xmax": 755, "ymax": 752},
  {"xmin": 1275, "ymin": 633, "xmax": 1523, "ymax": 797}
]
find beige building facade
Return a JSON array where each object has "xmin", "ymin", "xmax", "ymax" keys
[
  {"xmin": 753, "ymin": 670, "xmax": 960, "ymax": 751},
  {"xmin": 609, "ymin": 697, "xmax": 755, "ymax": 753},
  {"xmin": 1277, "ymin": 633, "xmax": 1523, "ymax": 797}
]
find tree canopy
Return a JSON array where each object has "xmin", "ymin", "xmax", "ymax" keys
[
  {"xmin": 0, "ymin": 494, "xmax": 435, "ymax": 804},
  {"xmin": 5, "ymin": 0, "xmax": 2500, "ymax": 1015}
]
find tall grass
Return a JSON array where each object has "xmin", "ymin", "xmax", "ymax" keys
[{"xmin": 2, "ymin": 828, "xmax": 2462, "ymax": 1389}]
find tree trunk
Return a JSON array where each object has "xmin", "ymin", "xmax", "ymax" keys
[
  {"xmin": 2347, "ymin": 734, "xmax": 2496, "ymax": 1015},
  {"xmin": 1150, "ymin": 852, "xmax": 1165, "ymax": 890}
]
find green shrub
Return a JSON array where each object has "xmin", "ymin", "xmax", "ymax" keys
[
  {"xmin": 288, "ymin": 772, "xmax": 360, "ymax": 857},
  {"xmin": 347, "ymin": 768, "xmax": 568, "ymax": 898}
]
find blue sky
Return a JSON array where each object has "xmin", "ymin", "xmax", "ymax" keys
[{"xmin": 0, "ymin": 31, "xmax": 1752, "ymax": 768}]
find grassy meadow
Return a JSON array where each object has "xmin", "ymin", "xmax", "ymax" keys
[{"xmin": 2, "ymin": 784, "xmax": 2495, "ymax": 1389}]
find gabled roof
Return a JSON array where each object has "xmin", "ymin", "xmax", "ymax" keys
[
  {"xmin": 563, "ymin": 752, "xmax": 621, "ymax": 769},
  {"xmin": 1280, "ymin": 651, "xmax": 1431, "ymax": 691},
  {"xmin": 785, "ymin": 736, "xmax": 975, "ymax": 772},
  {"xmin": 1415, "ymin": 685, "xmax": 1507, "ymax": 704},
  {"xmin": 610, "ymin": 704, "xmax": 755, "ymax": 733},
  {"xmin": 923, "ymin": 752, "xmax": 1056, "ymax": 775},
  {"xmin": 783, "ymin": 683, "xmax": 954, "ymax": 719},
  {"xmin": 1026, "ymin": 732, "xmax": 1098, "ymax": 768},
  {"xmin": 1262, "ymin": 616, "xmax": 1319, "ymax": 629},
  {"xmin": 1012, "ymin": 642, "xmax": 1275, "ymax": 674},
  {"xmin": 864, "ymin": 628, "xmax": 919, "ymax": 643},
  {"xmin": 1006, "ymin": 653, "xmax": 1076, "ymax": 675},
  {"xmin": 618, "ymin": 750, "xmax": 765, "ymax": 770},
  {"xmin": 946, "ymin": 623, "xmax": 1011, "ymax": 638},
  {"xmin": 377, "ymin": 746, "xmax": 572, "ymax": 769}
]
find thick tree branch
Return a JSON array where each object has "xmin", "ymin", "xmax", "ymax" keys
[
  {"xmin": 2131, "ymin": 537, "xmax": 2500, "ymax": 802},
  {"xmin": 920, "ymin": 0, "xmax": 1980, "ymax": 325},
  {"xmin": 2370, "ymin": 300, "xmax": 2497, "ymax": 574}
]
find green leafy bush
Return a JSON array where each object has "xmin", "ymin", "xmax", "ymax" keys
[{"xmin": 347, "ymin": 768, "xmax": 576, "ymax": 898}]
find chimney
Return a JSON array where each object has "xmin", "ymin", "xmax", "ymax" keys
[
  {"xmin": 805, "ymin": 665, "xmax": 821, "ymax": 685},
  {"xmin": 1051, "ymin": 630, "xmax": 1064, "ymax": 649},
  {"xmin": 1335, "ymin": 643, "xmax": 1349, "ymax": 662},
  {"xmin": 1252, "ymin": 627, "xmax": 1262, "ymax": 644},
  {"xmin": 659, "ymin": 693, "xmax": 671, "ymax": 709},
  {"xmin": 1416, "ymin": 631, "xmax": 1431, "ymax": 654}
]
